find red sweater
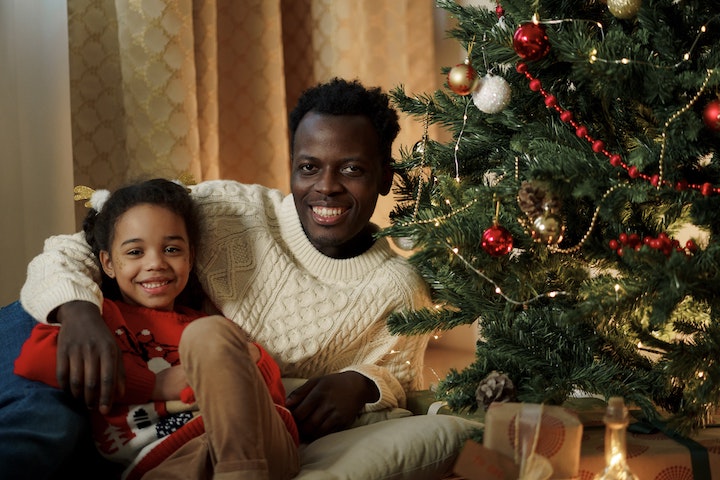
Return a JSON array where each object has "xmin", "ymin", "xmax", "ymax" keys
[{"xmin": 14, "ymin": 299, "xmax": 298, "ymax": 479}]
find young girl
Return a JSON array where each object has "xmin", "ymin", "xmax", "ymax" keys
[{"xmin": 14, "ymin": 178, "xmax": 299, "ymax": 480}]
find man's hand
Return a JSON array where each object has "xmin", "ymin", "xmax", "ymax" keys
[
  {"xmin": 285, "ymin": 371, "xmax": 379, "ymax": 442},
  {"xmin": 55, "ymin": 301, "xmax": 124, "ymax": 415}
]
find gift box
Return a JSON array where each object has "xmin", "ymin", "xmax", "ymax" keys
[
  {"xmin": 450, "ymin": 397, "xmax": 720, "ymax": 479},
  {"xmin": 481, "ymin": 402, "xmax": 583, "ymax": 479}
]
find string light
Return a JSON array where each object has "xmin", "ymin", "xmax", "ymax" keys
[
  {"xmin": 539, "ymin": 18, "xmax": 605, "ymax": 41},
  {"xmin": 453, "ymin": 99, "xmax": 473, "ymax": 182},
  {"xmin": 588, "ymin": 15, "xmax": 718, "ymax": 68},
  {"xmin": 449, "ymin": 245, "xmax": 568, "ymax": 306},
  {"xmin": 395, "ymin": 198, "xmax": 478, "ymax": 228},
  {"xmin": 411, "ymin": 105, "xmax": 432, "ymax": 219}
]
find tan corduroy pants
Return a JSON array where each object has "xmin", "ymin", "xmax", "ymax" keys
[{"xmin": 143, "ymin": 316, "xmax": 300, "ymax": 480}]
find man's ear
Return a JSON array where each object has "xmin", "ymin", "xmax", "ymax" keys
[
  {"xmin": 379, "ymin": 162, "xmax": 394, "ymax": 196},
  {"xmin": 99, "ymin": 250, "xmax": 115, "ymax": 278}
]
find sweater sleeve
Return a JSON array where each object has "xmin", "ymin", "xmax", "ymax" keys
[
  {"xmin": 339, "ymin": 273, "xmax": 433, "ymax": 412},
  {"xmin": 254, "ymin": 343, "xmax": 286, "ymax": 406},
  {"xmin": 13, "ymin": 301, "xmax": 157, "ymax": 404},
  {"xmin": 13, "ymin": 324, "xmax": 62, "ymax": 388},
  {"xmin": 20, "ymin": 231, "xmax": 103, "ymax": 323},
  {"xmin": 254, "ymin": 343, "xmax": 299, "ymax": 445}
]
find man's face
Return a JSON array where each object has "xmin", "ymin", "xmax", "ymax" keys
[{"xmin": 291, "ymin": 111, "xmax": 393, "ymax": 259}]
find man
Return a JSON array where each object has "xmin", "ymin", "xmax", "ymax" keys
[{"xmin": 2, "ymin": 78, "xmax": 432, "ymax": 478}]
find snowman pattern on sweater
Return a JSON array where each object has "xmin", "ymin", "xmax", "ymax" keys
[{"xmin": 91, "ymin": 302, "xmax": 202, "ymax": 463}]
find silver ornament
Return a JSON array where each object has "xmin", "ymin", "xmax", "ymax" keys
[{"xmin": 391, "ymin": 236, "xmax": 417, "ymax": 251}]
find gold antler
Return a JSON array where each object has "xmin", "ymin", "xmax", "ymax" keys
[{"xmin": 73, "ymin": 185, "xmax": 96, "ymax": 208}]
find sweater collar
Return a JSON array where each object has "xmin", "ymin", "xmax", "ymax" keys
[{"xmin": 278, "ymin": 194, "xmax": 394, "ymax": 281}]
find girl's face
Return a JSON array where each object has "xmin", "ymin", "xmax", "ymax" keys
[{"xmin": 99, "ymin": 204, "xmax": 193, "ymax": 311}]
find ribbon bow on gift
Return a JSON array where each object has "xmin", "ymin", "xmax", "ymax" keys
[{"xmin": 515, "ymin": 403, "xmax": 553, "ymax": 480}]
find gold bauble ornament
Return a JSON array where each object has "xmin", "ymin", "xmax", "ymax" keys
[
  {"xmin": 531, "ymin": 212, "xmax": 565, "ymax": 245},
  {"xmin": 607, "ymin": 0, "xmax": 641, "ymax": 19},
  {"xmin": 447, "ymin": 61, "xmax": 479, "ymax": 96}
]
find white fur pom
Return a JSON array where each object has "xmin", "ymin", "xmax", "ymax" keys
[{"xmin": 90, "ymin": 189, "xmax": 111, "ymax": 212}]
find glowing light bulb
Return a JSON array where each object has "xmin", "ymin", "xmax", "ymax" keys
[{"xmin": 594, "ymin": 397, "xmax": 639, "ymax": 480}]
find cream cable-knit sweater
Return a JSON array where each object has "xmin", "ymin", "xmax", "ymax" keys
[{"xmin": 21, "ymin": 180, "xmax": 432, "ymax": 411}]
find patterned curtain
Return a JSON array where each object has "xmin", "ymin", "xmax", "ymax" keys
[{"xmin": 67, "ymin": 0, "xmax": 441, "ymax": 227}]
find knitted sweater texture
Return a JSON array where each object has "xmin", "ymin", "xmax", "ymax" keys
[{"xmin": 21, "ymin": 180, "xmax": 432, "ymax": 410}]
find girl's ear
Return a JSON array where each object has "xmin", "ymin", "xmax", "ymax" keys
[{"xmin": 99, "ymin": 250, "xmax": 115, "ymax": 278}]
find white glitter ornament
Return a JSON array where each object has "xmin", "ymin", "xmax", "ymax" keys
[{"xmin": 472, "ymin": 74, "xmax": 511, "ymax": 114}]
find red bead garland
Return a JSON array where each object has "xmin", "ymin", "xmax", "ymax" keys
[
  {"xmin": 608, "ymin": 232, "xmax": 697, "ymax": 257},
  {"xmin": 515, "ymin": 62, "xmax": 720, "ymax": 196}
]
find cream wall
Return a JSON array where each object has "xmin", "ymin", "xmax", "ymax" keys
[{"xmin": 0, "ymin": 2, "xmax": 75, "ymax": 306}]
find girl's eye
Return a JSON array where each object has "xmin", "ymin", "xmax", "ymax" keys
[
  {"xmin": 165, "ymin": 246, "xmax": 181, "ymax": 254},
  {"xmin": 127, "ymin": 249, "xmax": 142, "ymax": 256}
]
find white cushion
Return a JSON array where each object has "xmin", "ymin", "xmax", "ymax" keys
[
  {"xmin": 294, "ymin": 415, "xmax": 481, "ymax": 479},
  {"xmin": 282, "ymin": 378, "xmax": 480, "ymax": 479}
]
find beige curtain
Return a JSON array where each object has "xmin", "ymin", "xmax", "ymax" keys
[{"xmin": 67, "ymin": 0, "xmax": 442, "ymax": 228}]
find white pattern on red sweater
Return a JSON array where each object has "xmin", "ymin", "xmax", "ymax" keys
[{"xmin": 14, "ymin": 299, "xmax": 297, "ymax": 478}]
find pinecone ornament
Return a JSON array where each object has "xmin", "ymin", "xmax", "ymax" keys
[
  {"xmin": 475, "ymin": 371, "xmax": 516, "ymax": 410},
  {"xmin": 517, "ymin": 180, "xmax": 562, "ymax": 219}
]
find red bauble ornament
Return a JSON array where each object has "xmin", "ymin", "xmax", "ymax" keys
[
  {"xmin": 703, "ymin": 99, "xmax": 720, "ymax": 132},
  {"xmin": 481, "ymin": 224, "xmax": 514, "ymax": 256},
  {"xmin": 513, "ymin": 23, "xmax": 550, "ymax": 61},
  {"xmin": 447, "ymin": 61, "xmax": 479, "ymax": 96}
]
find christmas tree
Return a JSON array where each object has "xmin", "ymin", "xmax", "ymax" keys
[{"xmin": 383, "ymin": 0, "xmax": 720, "ymax": 434}]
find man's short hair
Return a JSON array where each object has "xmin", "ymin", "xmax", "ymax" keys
[{"xmin": 288, "ymin": 78, "xmax": 400, "ymax": 163}]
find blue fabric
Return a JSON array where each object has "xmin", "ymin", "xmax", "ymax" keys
[{"xmin": 0, "ymin": 301, "xmax": 101, "ymax": 479}]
